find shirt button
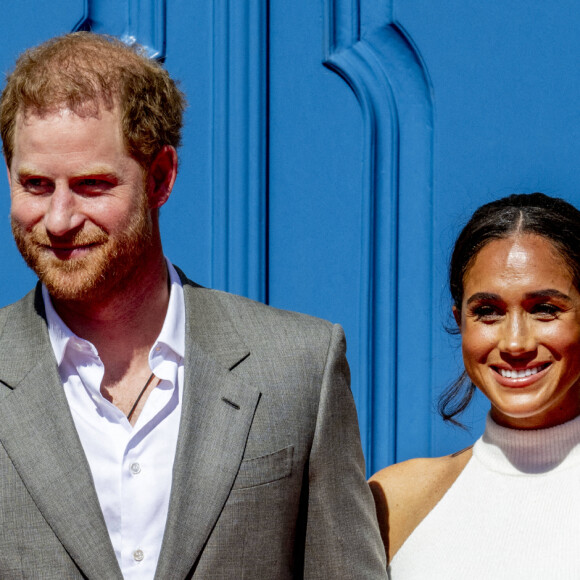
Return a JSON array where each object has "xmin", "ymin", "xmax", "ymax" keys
[
  {"xmin": 133, "ymin": 549, "xmax": 144, "ymax": 562},
  {"xmin": 130, "ymin": 462, "xmax": 141, "ymax": 475}
]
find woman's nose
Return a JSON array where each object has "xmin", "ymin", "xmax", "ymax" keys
[{"xmin": 498, "ymin": 313, "xmax": 536, "ymax": 356}]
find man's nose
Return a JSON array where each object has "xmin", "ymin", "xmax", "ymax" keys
[
  {"xmin": 43, "ymin": 185, "xmax": 84, "ymax": 236},
  {"xmin": 498, "ymin": 313, "xmax": 536, "ymax": 356}
]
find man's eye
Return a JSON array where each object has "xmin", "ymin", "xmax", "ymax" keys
[
  {"xmin": 74, "ymin": 179, "xmax": 113, "ymax": 193},
  {"xmin": 22, "ymin": 178, "xmax": 52, "ymax": 193},
  {"xmin": 79, "ymin": 178, "xmax": 107, "ymax": 187}
]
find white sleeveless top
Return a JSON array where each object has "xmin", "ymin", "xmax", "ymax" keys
[{"xmin": 389, "ymin": 413, "xmax": 580, "ymax": 579}]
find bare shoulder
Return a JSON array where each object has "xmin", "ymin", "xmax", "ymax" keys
[
  {"xmin": 369, "ymin": 446, "xmax": 472, "ymax": 499},
  {"xmin": 368, "ymin": 446, "xmax": 473, "ymax": 562}
]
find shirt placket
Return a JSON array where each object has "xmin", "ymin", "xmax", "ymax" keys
[{"xmin": 119, "ymin": 370, "xmax": 178, "ymax": 579}]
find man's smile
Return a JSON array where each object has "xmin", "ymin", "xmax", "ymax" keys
[{"xmin": 42, "ymin": 242, "xmax": 101, "ymax": 259}]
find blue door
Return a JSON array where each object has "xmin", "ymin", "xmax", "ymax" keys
[{"xmin": 2, "ymin": 0, "xmax": 580, "ymax": 474}]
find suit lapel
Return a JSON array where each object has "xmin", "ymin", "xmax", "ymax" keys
[
  {"xmin": 155, "ymin": 279, "xmax": 260, "ymax": 580},
  {"xmin": 0, "ymin": 279, "xmax": 260, "ymax": 579},
  {"xmin": 0, "ymin": 288, "xmax": 122, "ymax": 580}
]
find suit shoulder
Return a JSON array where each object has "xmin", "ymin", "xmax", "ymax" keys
[
  {"xmin": 0, "ymin": 288, "xmax": 38, "ymax": 333},
  {"xmin": 182, "ymin": 278, "xmax": 336, "ymax": 337},
  {"xmin": 219, "ymin": 287, "xmax": 331, "ymax": 325}
]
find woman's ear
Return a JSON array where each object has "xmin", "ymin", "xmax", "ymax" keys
[
  {"xmin": 147, "ymin": 145, "xmax": 178, "ymax": 209},
  {"xmin": 452, "ymin": 305, "xmax": 461, "ymax": 328}
]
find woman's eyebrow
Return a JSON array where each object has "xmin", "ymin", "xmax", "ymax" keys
[
  {"xmin": 466, "ymin": 292, "xmax": 500, "ymax": 306},
  {"xmin": 524, "ymin": 289, "xmax": 572, "ymax": 301}
]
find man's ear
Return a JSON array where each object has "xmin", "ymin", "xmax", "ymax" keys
[
  {"xmin": 147, "ymin": 145, "xmax": 178, "ymax": 209},
  {"xmin": 452, "ymin": 305, "xmax": 461, "ymax": 328}
]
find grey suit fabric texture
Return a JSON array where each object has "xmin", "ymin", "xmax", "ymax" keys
[{"xmin": 0, "ymin": 271, "xmax": 387, "ymax": 579}]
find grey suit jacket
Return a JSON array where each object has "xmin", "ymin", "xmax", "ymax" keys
[{"xmin": 0, "ymin": 272, "xmax": 387, "ymax": 579}]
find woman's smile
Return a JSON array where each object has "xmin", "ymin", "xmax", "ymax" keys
[{"xmin": 491, "ymin": 362, "xmax": 551, "ymax": 386}]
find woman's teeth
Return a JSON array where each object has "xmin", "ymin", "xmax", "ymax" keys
[{"xmin": 499, "ymin": 365, "xmax": 547, "ymax": 379}]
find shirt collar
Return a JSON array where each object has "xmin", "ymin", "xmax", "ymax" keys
[
  {"xmin": 43, "ymin": 287, "xmax": 80, "ymax": 367},
  {"xmin": 150, "ymin": 261, "xmax": 185, "ymax": 375},
  {"xmin": 43, "ymin": 259, "xmax": 185, "ymax": 369}
]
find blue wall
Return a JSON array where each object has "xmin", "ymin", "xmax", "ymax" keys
[{"xmin": 2, "ymin": 0, "xmax": 580, "ymax": 474}]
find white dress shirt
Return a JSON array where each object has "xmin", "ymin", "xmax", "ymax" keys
[{"xmin": 43, "ymin": 261, "xmax": 185, "ymax": 580}]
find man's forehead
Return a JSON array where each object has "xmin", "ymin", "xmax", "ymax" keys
[
  {"xmin": 10, "ymin": 105, "xmax": 129, "ymax": 168},
  {"xmin": 12, "ymin": 105, "xmax": 124, "ymax": 146},
  {"xmin": 16, "ymin": 100, "xmax": 120, "ymax": 126}
]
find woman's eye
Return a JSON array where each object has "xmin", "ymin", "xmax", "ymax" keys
[
  {"xmin": 471, "ymin": 305, "xmax": 502, "ymax": 321},
  {"xmin": 530, "ymin": 303, "xmax": 561, "ymax": 319}
]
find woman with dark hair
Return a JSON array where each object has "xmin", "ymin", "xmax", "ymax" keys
[{"xmin": 370, "ymin": 192, "xmax": 580, "ymax": 578}]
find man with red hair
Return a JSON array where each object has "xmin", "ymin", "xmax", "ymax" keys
[{"xmin": 0, "ymin": 32, "xmax": 386, "ymax": 579}]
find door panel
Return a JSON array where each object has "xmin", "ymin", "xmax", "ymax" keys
[{"xmin": 2, "ymin": 1, "xmax": 580, "ymax": 474}]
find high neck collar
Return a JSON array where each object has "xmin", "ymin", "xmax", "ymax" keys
[{"xmin": 475, "ymin": 413, "xmax": 580, "ymax": 475}]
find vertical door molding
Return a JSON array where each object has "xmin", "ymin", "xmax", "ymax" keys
[
  {"xmin": 125, "ymin": 0, "xmax": 166, "ymax": 58},
  {"xmin": 73, "ymin": 0, "xmax": 90, "ymax": 33},
  {"xmin": 74, "ymin": 0, "xmax": 166, "ymax": 59},
  {"xmin": 211, "ymin": 1, "xmax": 268, "ymax": 302},
  {"xmin": 324, "ymin": 0, "xmax": 433, "ymax": 471}
]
